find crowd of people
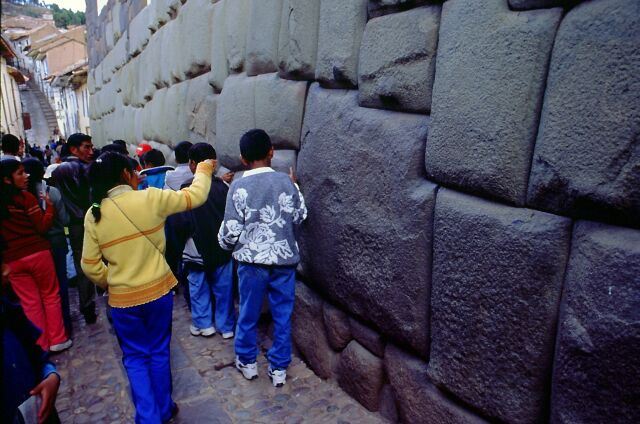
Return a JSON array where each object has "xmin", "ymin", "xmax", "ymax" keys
[{"xmin": 0, "ymin": 128, "xmax": 307, "ymax": 423}]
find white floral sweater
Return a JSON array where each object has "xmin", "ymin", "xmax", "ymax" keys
[{"xmin": 218, "ymin": 167, "xmax": 307, "ymax": 266}]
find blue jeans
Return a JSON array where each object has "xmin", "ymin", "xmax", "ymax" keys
[
  {"xmin": 235, "ymin": 263, "xmax": 296, "ymax": 370},
  {"xmin": 111, "ymin": 293, "xmax": 175, "ymax": 424},
  {"xmin": 51, "ymin": 245, "xmax": 72, "ymax": 336},
  {"xmin": 187, "ymin": 261, "xmax": 235, "ymax": 333}
]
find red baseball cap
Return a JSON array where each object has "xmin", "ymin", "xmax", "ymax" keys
[{"xmin": 136, "ymin": 143, "xmax": 152, "ymax": 157}]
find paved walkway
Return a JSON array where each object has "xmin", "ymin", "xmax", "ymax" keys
[{"xmin": 52, "ymin": 290, "xmax": 386, "ymax": 423}]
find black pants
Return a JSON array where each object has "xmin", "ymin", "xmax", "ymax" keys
[{"xmin": 68, "ymin": 224, "xmax": 96, "ymax": 317}]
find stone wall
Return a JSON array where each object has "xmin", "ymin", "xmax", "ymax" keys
[{"xmin": 85, "ymin": 0, "xmax": 640, "ymax": 422}]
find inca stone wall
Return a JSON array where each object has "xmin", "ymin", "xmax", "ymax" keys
[{"xmin": 85, "ymin": 0, "xmax": 640, "ymax": 422}]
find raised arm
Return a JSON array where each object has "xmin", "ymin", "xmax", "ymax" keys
[{"xmin": 151, "ymin": 161, "xmax": 214, "ymax": 218}]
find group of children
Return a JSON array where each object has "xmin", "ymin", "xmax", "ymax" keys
[{"xmin": 79, "ymin": 129, "xmax": 306, "ymax": 423}]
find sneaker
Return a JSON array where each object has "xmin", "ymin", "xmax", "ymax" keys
[
  {"xmin": 190, "ymin": 325, "xmax": 216, "ymax": 337},
  {"xmin": 235, "ymin": 356, "xmax": 258, "ymax": 380},
  {"xmin": 50, "ymin": 339, "xmax": 73, "ymax": 353},
  {"xmin": 268, "ymin": 366, "xmax": 286, "ymax": 387},
  {"xmin": 221, "ymin": 331, "xmax": 234, "ymax": 339}
]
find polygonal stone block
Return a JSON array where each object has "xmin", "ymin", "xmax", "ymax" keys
[
  {"xmin": 271, "ymin": 150, "xmax": 297, "ymax": 175},
  {"xmin": 425, "ymin": 0, "xmax": 562, "ymax": 205},
  {"xmin": 278, "ymin": 0, "xmax": 321, "ymax": 80},
  {"xmin": 338, "ymin": 340, "xmax": 384, "ymax": 411},
  {"xmin": 225, "ymin": 0, "xmax": 250, "ymax": 72},
  {"xmin": 128, "ymin": 4, "xmax": 151, "ymax": 56},
  {"xmin": 298, "ymin": 84, "xmax": 434, "ymax": 357},
  {"xmin": 316, "ymin": 0, "xmax": 367, "ymax": 88},
  {"xmin": 209, "ymin": 0, "xmax": 229, "ymax": 92},
  {"xmin": 323, "ymin": 302, "xmax": 352, "ymax": 351},
  {"xmin": 175, "ymin": 0, "xmax": 214, "ymax": 80},
  {"xmin": 350, "ymin": 318, "xmax": 384, "ymax": 358},
  {"xmin": 551, "ymin": 221, "xmax": 640, "ymax": 424},
  {"xmin": 358, "ymin": 5, "xmax": 440, "ymax": 113},
  {"xmin": 428, "ymin": 188, "xmax": 572, "ymax": 424},
  {"xmin": 527, "ymin": 0, "xmax": 640, "ymax": 228},
  {"xmin": 245, "ymin": 0, "xmax": 283, "ymax": 76}
]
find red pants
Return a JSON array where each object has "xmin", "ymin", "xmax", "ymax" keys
[{"xmin": 8, "ymin": 250, "xmax": 68, "ymax": 350}]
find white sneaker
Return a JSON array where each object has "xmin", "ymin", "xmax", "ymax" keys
[
  {"xmin": 235, "ymin": 356, "xmax": 258, "ymax": 380},
  {"xmin": 221, "ymin": 331, "xmax": 234, "ymax": 339},
  {"xmin": 50, "ymin": 339, "xmax": 73, "ymax": 353},
  {"xmin": 268, "ymin": 366, "xmax": 286, "ymax": 387},
  {"xmin": 190, "ymin": 325, "xmax": 216, "ymax": 337}
]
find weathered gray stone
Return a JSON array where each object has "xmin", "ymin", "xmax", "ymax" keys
[
  {"xmin": 225, "ymin": 0, "xmax": 250, "ymax": 72},
  {"xmin": 254, "ymin": 73, "xmax": 307, "ymax": 150},
  {"xmin": 385, "ymin": 344, "xmax": 488, "ymax": 424},
  {"xmin": 551, "ymin": 221, "xmax": 640, "ymax": 424},
  {"xmin": 526, "ymin": 0, "xmax": 640, "ymax": 228},
  {"xmin": 349, "ymin": 318, "xmax": 384, "ymax": 358},
  {"xmin": 322, "ymin": 302, "xmax": 352, "ymax": 351},
  {"xmin": 298, "ymin": 84, "xmax": 434, "ymax": 357},
  {"xmin": 149, "ymin": 0, "xmax": 172, "ymax": 31},
  {"xmin": 271, "ymin": 150, "xmax": 297, "ymax": 175},
  {"xmin": 209, "ymin": 0, "xmax": 229, "ymax": 92},
  {"xmin": 358, "ymin": 6, "xmax": 440, "ymax": 114},
  {"xmin": 278, "ymin": 0, "xmax": 321, "ymax": 80},
  {"xmin": 245, "ymin": 0, "xmax": 283, "ymax": 77},
  {"xmin": 378, "ymin": 385, "xmax": 398, "ymax": 423},
  {"xmin": 428, "ymin": 188, "xmax": 572, "ymax": 424},
  {"xmin": 176, "ymin": 0, "xmax": 213, "ymax": 80},
  {"xmin": 215, "ymin": 74, "xmax": 254, "ymax": 170},
  {"xmin": 338, "ymin": 340, "xmax": 384, "ymax": 411},
  {"xmin": 425, "ymin": 0, "xmax": 562, "ymax": 205},
  {"xmin": 292, "ymin": 281, "xmax": 338, "ymax": 380},
  {"xmin": 367, "ymin": 0, "xmax": 431, "ymax": 18},
  {"xmin": 315, "ymin": 0, "xmax": 367, "ymax": 88},
  {"xmin": 190, "ymin": 93, "xmax": 216, "ymax": 141}
]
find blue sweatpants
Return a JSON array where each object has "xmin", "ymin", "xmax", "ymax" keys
[
  {"xmin": 235, "ymin": 263, "xmax": 296, "ymax": 370},
  {"xmin": 187, "ymin": 261, "xmax": 235, "ymax": 333},
  {"xmin": 111, "ymin": 293, "xmax": 175, "ymax": 424}
]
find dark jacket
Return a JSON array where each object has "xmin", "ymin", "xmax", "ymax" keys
[
  {"xmin": 166, "ymin": 177, "xmax": 232, "ymax": 273},
  {"xmin": 50, "ymin": 156, "xmax": 91, "ymax": 225}
]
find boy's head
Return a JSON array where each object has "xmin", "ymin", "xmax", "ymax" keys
[
  {"xmin": 239, "ymin": 129, "xmax": 273, "ymax": 168},
  {"xmin": 174, "ymin": 141, "xmax": 193, "ymax": 164},
  {"xmin": 1, "ymin": 134, "xmax": 20, "ymax": 155},
  {"xmin": 142, "ymin": 149, "xmax": 166, "ymax": 169},
  {"xmin": 188, "ymin": 143, "xmax": 216, "ymax": 174}
]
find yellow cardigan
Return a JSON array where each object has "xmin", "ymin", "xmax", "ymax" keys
[{"xmin": 81, "ymin": 161, "xmax": 213, "ymax": 308}]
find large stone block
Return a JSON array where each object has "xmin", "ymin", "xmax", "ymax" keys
[
  {"xmin": 526, "ymin": 0, "xmax": 640, "ymax": 228},
  {"xmin": 315, "ymin": 0, "xmax": 367, "ymax": 88},
  {"xmin": 425, "ymin": 0, "xmax": 562, "ymax": 205},
  {"xmin": 245, "ymin": 0, "xmax": 283, "ymax": 77},
  {"xmin": 385, "ymin": 344, "xmax": 488, "ymax": 424},
  {"xmin": 551, "ymin": 221, "xmax": 640, "ymax": 424},
  {"xmin": 378, "ymin": 385, "xmax": 398, "ymax": 423},
  {"xmin": 323, "ymin": 302, "xmax": 352, "ymax": 351},
  {"xmin": 358, "ymin": 6, "xmax": 440, "ymax": 114},
  {"xmin": 298, "ymin": 84, "xmax": 434, "ymax": 357},
  {"xmin": 208, "ymin": 0, "xmax": 228, "ymax": 92},
  {"xmin": 215, "ymin": 74, "xmax": 256, "ymax": 170},
  {"xmin": 225, "ymin": 0, "xmax": 250, "ymax": 72},
  {"xmin": 349, "ymin": 318, "xmax": 384, "ymax": 358},
  {"xmin": 428, "ymin": 189, "xmax": 572, "ymax": 424},
  {"xmin": 278, "ymin": 0, "xmax": 321, "ymax": 80},
  {"xmin": 175, "ymin": 0, "xmax": 213, "ymax": 80},
  {"xmin": 165, "ymin": 81, "xmax": 190, "ymax": 143},
  {"xmin": 338, "ymin": 340, "xmax": 384, "ymax": 411},
  {"xmin": 292, "ymin": 281, "xmax": 338, "ymax": 379},
  {"xmin": 271, "ymin": 150, "xmax": 297, "ymax": 175},
  {"xmin": 128, "ymin": 3, "xmax": 151, "ymax": 56},
  {"xmin": 367, "ymin": 0, "xmax": 432, "ymax": 18},
  {"xmin": 149, "ymin": 0, "xmax": 172, "ymax": 31},
  {"xmin": 254, "ymin": 73, "xmax": 307, "ymax": 150},
  {"xmin": 161, "ymin": 21, "xmax": 181, "ymax": 85}
]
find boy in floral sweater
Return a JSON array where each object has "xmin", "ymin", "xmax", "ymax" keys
[{"xmin": 218, "ymin": 129, "xmax": 307, "ymax": 387}]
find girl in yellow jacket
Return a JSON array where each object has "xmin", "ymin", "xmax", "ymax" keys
[{"xmin": 81, "ymin": 151, "xmax": 214, "ymax": 424}]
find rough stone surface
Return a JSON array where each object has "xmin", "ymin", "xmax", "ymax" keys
[
  {"xmin": 225, "ymin": 0, "xmax": 250, "ymax": 72},
  {"xmin": 176, "ymin": 0, "xmax": 214, "ymax": 79},
  {"xmin": 428, "ymin": 189, "xmax": 572, "ymax": 424},
  {"xmin": 367, "ymin": 0, "xmax": 432, "ymax": 18},
  {"xmin": 292, "ymin": 281, "xmax": 339, "ymax": 380},
  {"xmin": 527, "ymin": 0, "xmax": 640, "ymax": 228},
  {"xmin": 254, "ymin": 73, "xmax": 307, "ymax": 150},
  {"xmin": 209, "ymin": 0, "xmax": 229, "ymax": 92},
  {"xmin": 271, "ymin": 150, "xmax": 297, "ymax": 175},
  {"xmin": 246, "ymin": 0, "xmax": 283, "ymax": 77},
  {"xmin": 323, "ymin": 302, "xmax": 352, "ymax": 351},
  {"xmin": 551, "ymin": 221, "xmax": 640, "ymax": 424},
  {"xmin": 385, "ymin": 344, "xmax": 488, "ymax": 424},
  {"xmin": 425, "ymin": 0, "xmax": 562, "ymax": 205},
  {"xmin": 278, "ymin": 0, "xmax": 321, "ymax": 80},
  {"xmin": 315, "ymin": 0, "xmax": 368, "ymax": 88},
  {"xmin": 349, "ymin": 318, "xmax": 385, "ymax": 358},
  {"xmin": 358, "ymin": 6, "xmax": 440, "ymax": 113},
  {"xmin": 377, "ymin": 385, "xmax": 398, "ymax": 423},
  {"xmin": 338, "ymin": 341, "xmax": 384, "ymax": 412},
  {"xmin": 298, "ymin": 84, "xmax": 434, "ymax": 357}
]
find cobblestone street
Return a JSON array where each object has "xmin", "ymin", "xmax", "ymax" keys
[{"xmin": 52, "ymin": 289, "xmax": 386, "ymax": 423}]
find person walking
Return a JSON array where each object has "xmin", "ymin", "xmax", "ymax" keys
[{"xmin": 81, "ymin": 152, "xmax": 214, "ymax": 423}]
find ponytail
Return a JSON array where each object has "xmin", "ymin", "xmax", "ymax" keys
[{"xmin": 88, "ymin": 152, "xmax": 134, "ymax": 223}]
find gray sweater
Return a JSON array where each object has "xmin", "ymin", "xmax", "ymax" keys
[{"xmin": 218, "ymin": 168, "xmax": 307, "ymax": 266}]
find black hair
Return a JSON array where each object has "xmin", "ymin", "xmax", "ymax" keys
[
  {"xmin": 21, "ymin": 158, "xmax": 45, "ymax": 200},
  {"xmin": 60, "ymin": 144, "xmax": 70, "ymax": 159},
  {"xmin": 88, "ymin": 152, "xmax": 134, "ymax": 223},
  {"xmin": 142, "ymin": 149, "xmax": 165, "ymax": 167},
  {"xmin": 112, "ymin": 140, "xmax": 127, "ymax": 148},
  {"xmin": 67, "ymin": 133, "xmax": 92, "ymax": 149},
  {"xmin": 174, "ymin": 141, "xmax": 193, "ymax": 164},
  {"xmin": 188, "ymin": 143, "xmax": 216, "ymax": 164},
  {"xmin": 1, "ymin": 134, "xmax": 20, "ymax": 155},
  {"xmin": 102, "ymin": 143, "xmax": 128, "ymax": 155},
  {"xmin": 0, "ymin": 159, "xmax": 23, "ymax": 219},
  {"xmin": 239, "ymin": 129, "xmax": 272, "ymax": 162}
]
